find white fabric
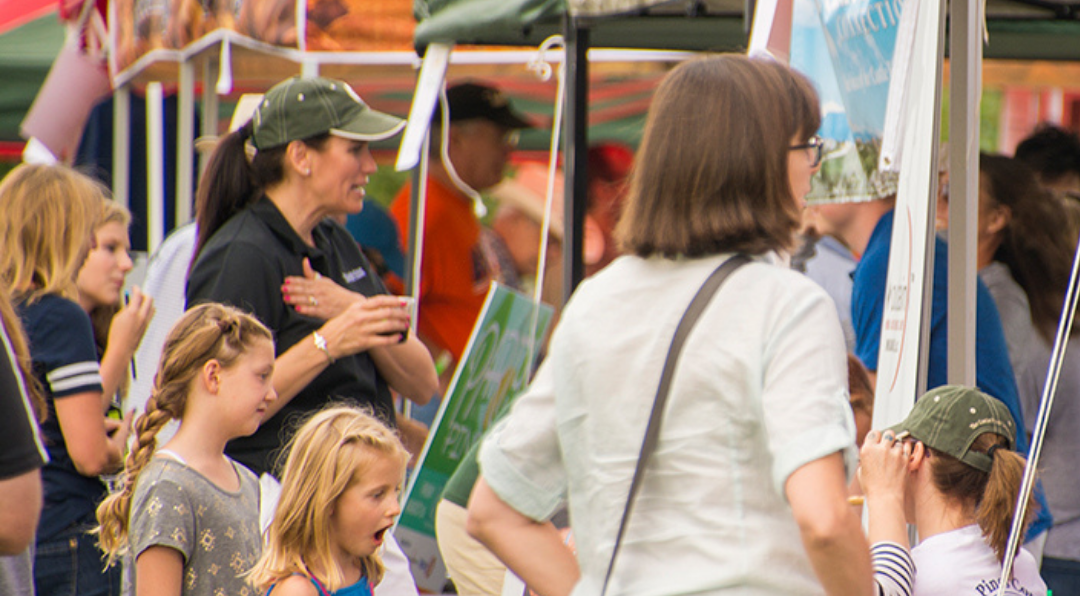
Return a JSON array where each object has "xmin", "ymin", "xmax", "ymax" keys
[
  {"xmin": 480, "ymin": 254, "xmax": 857, "ymax": 596},
  {"xmin": 911, "ymin": 524, "xmax": 1046, "ymax": 596},
  {"xmin": 129, "ymin": 223, "xmax": 198, "ymax": 445}
]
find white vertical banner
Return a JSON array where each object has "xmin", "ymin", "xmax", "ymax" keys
[
  {"xmin": 870, "ymin": 0, "xmax": 946, "ymax": 430},
  {"xmin": 747, "ymin": 0, "xmax": 793, "ymax": 62}
]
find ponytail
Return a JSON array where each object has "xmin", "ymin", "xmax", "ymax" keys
[
  {"xmin": 193, "ymin": 122, "xmax": 335, "ymax": 265},
  {"xmin": 976, "ymin": 437, "xmax": 1036, "ymax": 564},
  {"xmin": 929, "ymin": 433, "xmax": 1036, "ymax": 565},
  {"xmin": 194, "ymin": 122, "xmax": 258, "ymax": 262}
]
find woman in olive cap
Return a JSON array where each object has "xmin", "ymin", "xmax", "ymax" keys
[
  {"xmin": 187, "ymin": 76, "xmax": 437, "ymax": 478},
  {"xmin": 860, "ymin": 385, "xmax": 1047, "ymax": 595}
]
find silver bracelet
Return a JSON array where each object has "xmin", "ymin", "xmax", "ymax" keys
[{"xmin": 312, "ymin": 331, "xmax": 335, "ymax": 364}]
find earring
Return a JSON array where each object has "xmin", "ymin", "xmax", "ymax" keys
[{"xmin": 304, "ymin": 169, "xmax": 311, "ymax": 176}]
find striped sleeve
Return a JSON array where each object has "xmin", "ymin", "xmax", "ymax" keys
[
  {"xmin": 872, "ymin": 541, "xmax": 915, "ymax": 596},
  {"xmin": 31, "ymin": 296, "xmax": 103, "ymax": 398},
  {"xmin": 46, "ymin": 361, "xmax": 103, "ymax": 396}
]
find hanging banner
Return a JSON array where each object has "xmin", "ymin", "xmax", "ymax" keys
[
  {"xmin": 787, "ymin": 0, "xmax": 941, "ymax": 423},
  {"xmin": 395, "ymin": 283, "xmax": 553, "ymax": 593},
  {"xmin": 789, "ymin": 0, "xmax": 907, "ymax": 204},
  {"xmin": 872, "ymin": 0, "xmax": 943, "ymax": 428}
]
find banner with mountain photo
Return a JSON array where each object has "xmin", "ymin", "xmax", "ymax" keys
[{"xmin": 790, "ymin": 0, "xmax": 910, "ymax": 204}]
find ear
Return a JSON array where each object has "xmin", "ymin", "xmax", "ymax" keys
[
  {"xmin": 285, "ymin": 140, "xmax": 312, "ymax": 177},
  {"xmin": 908, "ymin": 441, "xmax": 928, "ymax": 473},
  {"xmin": 202, "ymin": 359, "xmax": 223, "ymax": 394},
  {"xmin": 985, "ymin": 204, "xmax": 1011, "ymax": 236}
]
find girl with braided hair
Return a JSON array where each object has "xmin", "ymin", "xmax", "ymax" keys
[{"xmin": 95, "ymin": 302, "xmax": 276, "ymax": 596}]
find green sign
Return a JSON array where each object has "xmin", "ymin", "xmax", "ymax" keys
[{"xmin": 395, "ymin": 283, "xmax": 553, "ymax": 592}]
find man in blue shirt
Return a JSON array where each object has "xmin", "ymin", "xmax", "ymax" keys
[{"xmin": 819, "ymin": 197, "xmax": 1052, "ymax": 541}]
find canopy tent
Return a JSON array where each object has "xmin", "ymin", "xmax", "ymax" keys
[
  {"xmin": 0, "ymin": 13, "xmax": 63, "ymax": 150},
  {"xmin": 408, "ymin": 0, "xmax": 1080, "ymax": 302},
  {"xmin": 414, "ymin": 0, "xmax": 1080, "ymax": 60},
  {"xmin": 0, "ymin": 0, "xmax": 55, "ymax": 36}
]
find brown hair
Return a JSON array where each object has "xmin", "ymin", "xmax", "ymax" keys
[
  {"xmin": 928, "ymin": 433, "xmax": 1036, "ymax": 563},
  {"xmin": 980, "ymin": 153, "xmax": 1079, "ymax": 341},
  {"xmin": 0, "ymin": 163, "xmax": 105, "ymax": 304},
  {"xmin": 847, "ymin": 353, "xmax": 874, "ymax": 419},
  {"xmin": 95, "ymin": 303, "xmax": 273, "ymax": 565},
  {"xmin": 0, "ymin": 277, "xmax": 45, "ymax": 422},
  {"xmin": 616, "ymin": 54, "xmax": 820, "ymax": 258},
  {"xmin": 193, "ymin": 121, "xmax": 330, "ymax": 261}
]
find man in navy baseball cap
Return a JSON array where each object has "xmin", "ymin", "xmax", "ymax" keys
[{"xmin": 387, "ymin": 81, "xmax": 532, "ymax": 388}]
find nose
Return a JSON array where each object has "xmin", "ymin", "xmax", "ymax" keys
[
  {"xmin": 119, "ymin": 250, "xmax": 134, "ymax": 273},
  {"xmin": 266, "ymin": 386, "xmax": 278, "ymax": 403},
  {"xmin": 359, "ymin": 145, "xmax": 377, "ymax": 175},
  {"xmin": 387, "ymin": 495, "xmax": 401, "ymax": 518}
]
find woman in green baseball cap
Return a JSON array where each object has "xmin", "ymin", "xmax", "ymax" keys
[
  {"xmin": 186, "ymin": 75, "xmax": 438, "ymax": 479},
  {"xmin": 859, "ymin": 384, "xmax": 1047, "ymax": 595}
]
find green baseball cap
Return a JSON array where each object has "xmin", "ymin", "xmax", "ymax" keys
[
  {"xmin": 888, "ymin": 385, "xmax": 1016, "ymax": 473},
  {"xmin": 251, "ymin": 76, "xmax": 405, "ymax": 150}
]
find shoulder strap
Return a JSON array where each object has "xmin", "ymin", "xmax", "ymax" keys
[
  {"xmin": 600, "ymin": 254, "xmax": 750, "ymax": 596},
  {"xmin": 309, "ymin": 576, "xmax": 332, "ymax": 596}
]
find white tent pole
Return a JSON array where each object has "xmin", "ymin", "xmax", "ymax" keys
[
  {"xmin": 112, "ymin": 85, "xmax": 131, "ymax": 211},
  {"xmin": 200, "ymin": 58, "xmax": 220, "ymax": 178},
  {"xmin": 177, "ymin": 59, "xmax": 196, "ymax": 226},
  {"xmin": 146, "ymin": 82, "xmax": 165, "ymax": 254},
  {"xmin": 947, "ymin": 0, "xmax": 981, "ymax": 386}
]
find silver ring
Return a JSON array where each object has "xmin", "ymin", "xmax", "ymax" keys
[{"xmin": 309, "ymin": 296, "xmax": 317, "ymax": 307}]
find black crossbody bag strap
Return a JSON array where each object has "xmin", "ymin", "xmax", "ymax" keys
[{"xmin": 599, "ymin": 254, "xmax": 750, "ymax": 596}]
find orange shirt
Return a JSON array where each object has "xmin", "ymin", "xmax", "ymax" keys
[{"xmin": 389, "ymin": 177, "xmax": 487, "ymax": 362}]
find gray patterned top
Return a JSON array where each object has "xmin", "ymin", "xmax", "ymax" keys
[{"xmin": 129, "ymin": 455, "xmax": 261, "ymax": 596}]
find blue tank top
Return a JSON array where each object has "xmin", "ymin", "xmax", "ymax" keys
[{"xmin": 266, "ymin": 573, "xmax": 372, "ymax": 596}]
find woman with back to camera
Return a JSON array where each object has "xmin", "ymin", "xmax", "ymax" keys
[
  {"xmin": 466, "ymin": 54, "xmax": 873, "ymax": 596},
  {"xmin": 186, "ymin": 76, "xmax": 438, "ymax": 481}
]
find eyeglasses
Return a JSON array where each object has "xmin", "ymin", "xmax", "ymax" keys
[{"xmin": 790, "ymin": 136, "xmax": 824, "ymax": 168}]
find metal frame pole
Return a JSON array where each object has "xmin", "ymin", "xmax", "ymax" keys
[
  {"xmin": 562, "ymin": 18, "xmax": 589, "ymax": 305},
  {"xmin": 947, "ymin": 0, "xmax": 981, "ymax": 385}
]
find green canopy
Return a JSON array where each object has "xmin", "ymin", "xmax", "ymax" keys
[
  {"xmin": 415, "ymin": 0, "xmax": 751, "ymax": 52},
  {"xmin": 0, "ymin": 14, "xmax": 64, "ymax": 142},
  {"xmin": 414, "ymin": 0, "xmax": 1080, "ymax": 60}
]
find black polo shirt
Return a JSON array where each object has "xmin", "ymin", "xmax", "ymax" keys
[{"xmin": 186, "ymin": 196, "xmax": 394, "ymax": 476}]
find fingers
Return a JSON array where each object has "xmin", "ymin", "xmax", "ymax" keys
[{"xmin": 302, "ymin": 257, "xmax": 318, "ymax": 281}]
